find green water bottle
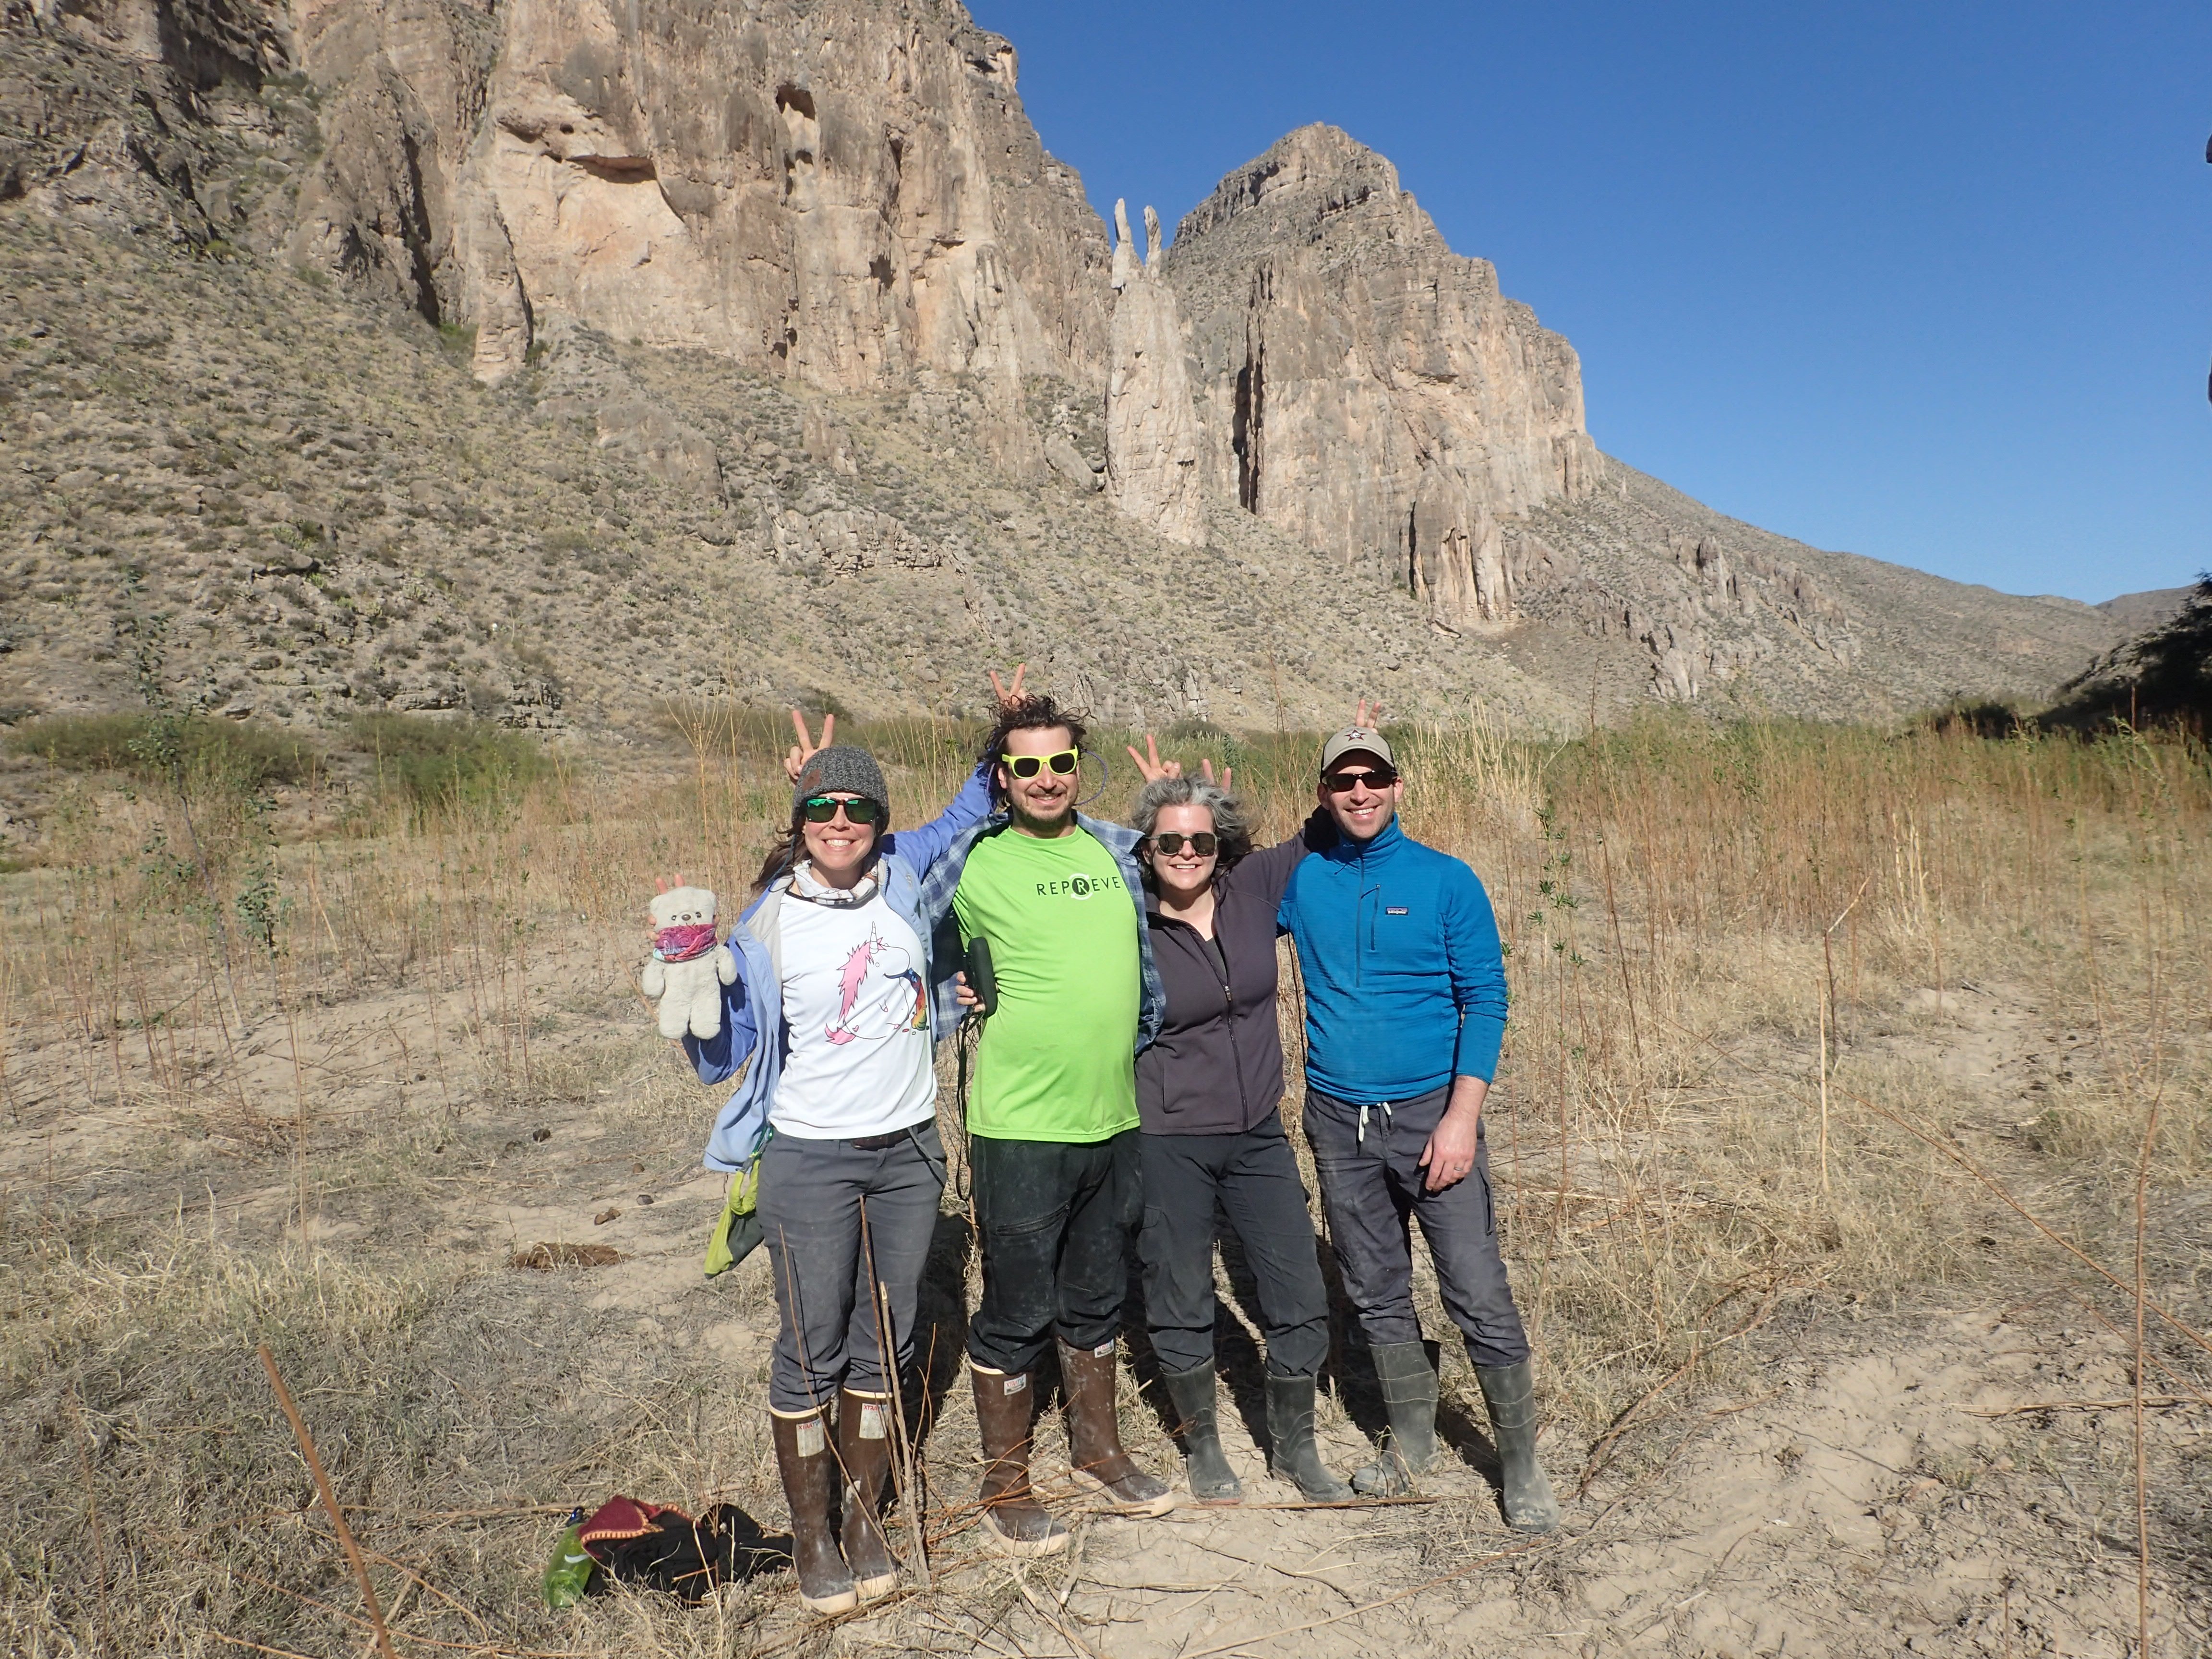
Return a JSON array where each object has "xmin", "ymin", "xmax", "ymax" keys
[{"xmin": 542, "ymin": 1511, "xmax": 594, "ymax": 1609}]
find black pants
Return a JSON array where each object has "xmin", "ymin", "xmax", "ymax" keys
[
  {"xmin": 1302, "ymin": 1085, "xmax": 1530, "ymax": 1368},
  {"xmin": 967, "ymin": 1130, "xmax": 1141, "ymax": 1376},
  {"xmin": 1139, "ymin": 1115, "xmax": 1331, "ymax": 1378}
]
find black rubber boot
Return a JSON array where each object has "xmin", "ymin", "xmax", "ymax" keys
[
  {"xmin": 1351, "ymin": 1340, "xmax": 1440, "ymax": 1496},
  {"xmin": 770, "ymin": 1410, "xmax": 858, "ymax": 1614},
  {"xmin": 1475, "ymin": 1361, "xmax": 1562, "ymax": 1534},
  {"xmin": 1160, "ymin": 1361, "xmax": 1242, "ymax": 1503},
  {"xmin": 1264, "ymin": 1372, "xmax": 1351, "ymax": 1502},
  {"xmin": 835, "ymin": 1389, "xmax": 899, "ymax": 1600},
  {"xmin": 971, "ymin": 1364, "xmax": 1070, "ymax": 1557}
]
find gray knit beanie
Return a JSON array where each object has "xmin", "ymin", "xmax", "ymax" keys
[{"xmin": 792, "ymin": 745, "xmax": 889, "ymax": 818}]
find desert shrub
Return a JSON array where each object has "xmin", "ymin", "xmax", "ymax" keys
[
  {"xmin": 344, "ymin": 712, "xmax": 553, "ymax": 818},
  {"xmin": 2120, "ymin": 575, "xmax": 2212, "ymax": 725},
  {"xmin": 1918, "ymin": 697, "xmax": 2023, "ymax": 739},
  {"xmin": 6, "ymin": 712, "xmax": 316, "ymax": 789}
]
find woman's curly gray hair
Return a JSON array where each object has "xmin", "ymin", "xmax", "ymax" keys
[{"xmin": 1131, "ymin": 775, "xmax": 1253, "ymax": 888}]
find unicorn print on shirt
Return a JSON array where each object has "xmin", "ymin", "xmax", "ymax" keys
[{"xmin": 825, "ymin": 924, "xmax": 927, "ymax": 1046}]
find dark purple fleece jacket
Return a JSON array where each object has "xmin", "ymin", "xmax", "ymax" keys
[{"xmin": 1135, "ymin": 813, "xmax": 1332, "ymax": 1136}]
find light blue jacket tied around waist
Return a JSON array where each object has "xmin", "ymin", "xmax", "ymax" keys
[{"xmin": 683, "ymin": 762, "xmax": 994, "ymax": 1172}]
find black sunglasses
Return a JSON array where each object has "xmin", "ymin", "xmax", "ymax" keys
[
  {"xmin": 802, "ymin": 794, "xmax": 882, "ymax": 825},
  {"xmin": 1001, "ymin": 748, "xmax": 1080, "ymax": 780},
  {"xmin": 1146, "ymin": 831, "xmax": 1218, "ymax": 857},
  {"xmin": 1322, "ymin": 767, "xmax": 1399, "ymax": 794}
]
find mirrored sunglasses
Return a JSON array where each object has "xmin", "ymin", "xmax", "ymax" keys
[{"xmin": 802, "ymin": 794, "xmax": 883, "ymax": 825}]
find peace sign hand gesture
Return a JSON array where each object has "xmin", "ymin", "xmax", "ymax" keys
[
  {"xmin": 1124, "ymin": 732, "xmax": 1231, "ymax": 791},
  {"xmin": 1125, "ymin": 732, "xmax": 1181, "ymax": 783},
  {"xmin": 987, "ymin": 663, "xmax": 1029, "ymax": 709},
  {"xmin": 783, "ymin": 708, "xmax": 834, "ymax": 784}
]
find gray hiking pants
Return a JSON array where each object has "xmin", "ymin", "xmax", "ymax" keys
[
  {"xmin": 1302, "ymin": 1085, "xmax": 1530, "ymax": 1368},
  {"xmin": 757, "ymin": 1122, "xmax": 946, "ymax": 1415}
]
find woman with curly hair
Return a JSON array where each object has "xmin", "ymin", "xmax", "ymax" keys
[{"xmin": 1122, "ymin": 737, "xmax": 1352, "ymax": 1503}]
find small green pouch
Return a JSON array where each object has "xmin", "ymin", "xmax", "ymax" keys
[{"xmin": 703, "ymin": 1157, "xmax": 766, "ymax": 1277}]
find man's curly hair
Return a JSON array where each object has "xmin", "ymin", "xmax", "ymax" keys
[{"xmin": 977, "ymin": 692, "xmax": 1089, "ymax": 805}]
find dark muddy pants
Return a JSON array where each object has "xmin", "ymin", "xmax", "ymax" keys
[
  {"xmin": 757, "ymin": 1122, "xmax": 946, "ymax": 1415},
  {"xmin": 1302, "ymin": 1085, "xmax": 1530, "ymax": 1369},
  {"xmin": 1139, "ymin": 1113, "xmax": 1331, "ymax": 1378},
  {"xmin": 967, "ymin": 1129, "xmax": 1141, "ymax": 1376}
]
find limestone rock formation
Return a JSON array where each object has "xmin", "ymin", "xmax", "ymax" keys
[
  {"xmin": 1163, "ymin": 124, "xmax": 1600, "ymax": 628},
  {"xmin": 3, "ymin": 0, "xmax": 308, "ymax": 246},
  {"xmin": 283, "ymin": 0, "xmax": 1114, "ymax": 427},
  {"xmin": 1105, "ymin": 201, "xmax": 1204, "ymax": 546}
]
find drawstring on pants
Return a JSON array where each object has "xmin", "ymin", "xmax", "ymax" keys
[{"xmin": 1356, "ymin": 1101, "xmax": 1395, "ymax": 1146}]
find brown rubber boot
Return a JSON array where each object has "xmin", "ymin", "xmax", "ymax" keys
[
  {"xmin": 1058, "ymin": 1339, "xmax": 1175, "ymax": 1516},
  {"xmin": 971, "ymin": 1363, "xmax": 1070, "ymax": 1557},
  {"xmin": 835, "ymin": 1390, "xmax": 899, "ymax": 1600},
  {"xmin": 770, "ymin": 1409, "xmax": 858, "ymax": 1614}
]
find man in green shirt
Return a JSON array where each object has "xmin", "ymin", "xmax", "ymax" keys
[{"xmin": 923, "ymin": 690, "xmax": 1171, "ymax": 1554}]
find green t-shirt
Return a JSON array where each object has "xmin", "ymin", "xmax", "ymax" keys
[{"xmin": 953, "ymin": 826, "xmax": 1141, "ymax": 1142}]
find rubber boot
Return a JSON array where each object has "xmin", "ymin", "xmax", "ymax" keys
[
  {"xmin": 1351, "ymin": 1340, "xmax": 1440, "ymax": 1497},
  {"xmin": 1475, "ymin": 1361, "xmax": 1562, "ymax": 1534},
  {"xmin": 1264, "ymin": 1373, "xmax": 1352, "ymax": 1502},
  {"xmin": 770, "ymin": 1410, "xmax": 858, "ymax": 1614},
  {"xmin": 971, "ymin": 1363, "xmax": 1070, "ymax": 1557},
  {"xmin": 1058, "ymin": 1339, "xmax": 1175, "ymax": 1516},
  {"xmin": 1159, "ymin": 1361, "xmax": 1242, "ymax": 1503},
  {"xmin": 835, "ymin": 1390, "xmax": 899, "ymax": 1600}
]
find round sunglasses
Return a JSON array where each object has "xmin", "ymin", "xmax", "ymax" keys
[
  {"xmin": 1001, "ymin": 748, "xmax": 1081, "ymax": 780},
  {"xmin": 802, "ymin": 794, "xmax": 883, "ymax": 825},
  {"xmin": 1145, "ymin": 831, "xmax": 1218, "ymax": 857}
]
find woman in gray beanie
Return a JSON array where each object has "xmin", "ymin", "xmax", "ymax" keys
[{"xmin": 677, "ymin": 706, "xmax": 998, "ymax": 1612}]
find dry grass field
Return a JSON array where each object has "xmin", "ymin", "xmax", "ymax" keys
[{"xmin": 1, "ymin": 700, "xmax": 2207, "ymax": 1658}]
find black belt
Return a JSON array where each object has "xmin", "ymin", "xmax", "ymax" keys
[{"xmin": 848, "ymin": 1130, "xmax": 910, "ymax": 1151}]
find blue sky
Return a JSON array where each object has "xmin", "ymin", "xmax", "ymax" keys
[{"xmin": 971, "ymin": 0, "xmax": 2210, "ymax": 603}]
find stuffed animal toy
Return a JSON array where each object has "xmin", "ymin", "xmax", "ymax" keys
[{"xmin": 641, "ymin": 883, "xmax": 738, "ymax": 1040}]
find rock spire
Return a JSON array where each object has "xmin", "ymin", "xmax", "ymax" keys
[{"xmin": 1105, "ymin": 200, "xmax": 1206, "ymax": 547}]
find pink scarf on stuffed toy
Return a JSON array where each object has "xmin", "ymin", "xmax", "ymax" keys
[{"xmin": 653, "ymin": 923, "xmax": 718, "ymax": 963}]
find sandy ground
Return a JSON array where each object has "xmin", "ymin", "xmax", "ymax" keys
[{"xmin": 3, "ymin": 913, "xmax": 2205, "ymax": 1659}]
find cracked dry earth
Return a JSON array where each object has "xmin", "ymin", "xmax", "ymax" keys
[{"xmin": 4, "ymin": 912, "xmax": 2206, "ymax": 1658}]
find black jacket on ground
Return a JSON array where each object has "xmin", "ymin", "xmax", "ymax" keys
[{"xmin": 1136, "ymin": 813, "xmax": 1332, "ymax": 1136}]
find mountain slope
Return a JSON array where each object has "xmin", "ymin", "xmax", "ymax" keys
[{"xmin": 0, "ymin": 0, "xmax": 2122, "ymax": 732}]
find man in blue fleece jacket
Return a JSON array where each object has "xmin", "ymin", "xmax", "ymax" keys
[{"xmin": 1277, "ymin": 716, "xmax": 1559, "ymax": 1533}]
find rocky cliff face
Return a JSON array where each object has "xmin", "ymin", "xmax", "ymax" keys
[
  {"xmin": 1162, "ymin": 125, "xmax": 1600, "ymax": 630},
  {"xmin": 0, "ymin": 0, "xmax": 2126, "ymax": 732},
  {"xmin": 291, "ymin": 0, "xmax": 1112, "ymax": 460}
]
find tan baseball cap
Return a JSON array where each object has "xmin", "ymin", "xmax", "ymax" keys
[{"xmin": 1319, "ymin": 725, "xmax": 1395, "ymax": 773}]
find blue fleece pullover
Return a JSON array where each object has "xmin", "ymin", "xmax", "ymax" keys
[{"xmin": 1276, "ymin": 814, "xmax": 1509, "ymax": 1101}]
